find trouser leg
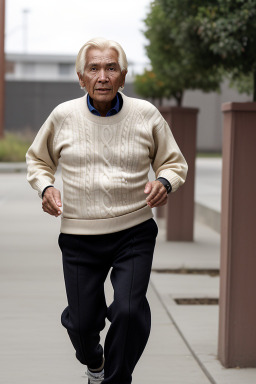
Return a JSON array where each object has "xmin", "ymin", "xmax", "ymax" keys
[
  {"xmin": 103, "ymin": 219, "xmax": 158, "ymax": 384},
  {"xmin": 59, "ymin": 233, "xmax": 111, "ymax": 369}
]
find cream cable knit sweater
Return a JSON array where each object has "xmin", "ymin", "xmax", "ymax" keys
[{"xmin": 26, "ymin": 93, "xmax": 188, "ymax": 234}]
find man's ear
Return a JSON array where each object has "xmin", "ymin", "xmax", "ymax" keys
[
  {"xmin": 77, "ymin": 73, "xmax": 85, "ymax": 88},
  {"xmin": 120, "ymin": 70, "xmax": 127, "ymax": 88}
]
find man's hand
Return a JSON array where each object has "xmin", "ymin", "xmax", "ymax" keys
[
  {"xmin": 144, "ymin": 180, "xmax": 168, "ymax": 208},
  {"xmin": 42, "ymin": 187, "xmax": 62, "ymax": 217}
]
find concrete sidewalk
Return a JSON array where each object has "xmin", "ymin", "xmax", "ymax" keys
[
  {"xmin": 1, "ymin": 161, "xmax": 256, "ymax": 383},
  {"xmin": 151, "ymin": 158, "xmax": 256, "ymax": 383},
  {"xmin": 194, "ymin": 158, "xmax": 222, "ymax": 234},
  {"xmin": 152, "ymin": 219, "xmax": 256, "ymax": 384},
  {"xmin": 0, "ymin": 172, "xmax": 211, "ymax": 384}
]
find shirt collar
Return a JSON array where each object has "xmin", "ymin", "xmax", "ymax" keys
[{"xmin": 87, "ymin": 93, "xmax": 120, "ymax": 117}]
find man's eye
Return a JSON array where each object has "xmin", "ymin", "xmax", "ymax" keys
[
  {"xmin": 109, "ymin": 67, "xmax": 115, "ymax": 71},
  {"xmin": 91, "ymin": 67, "xmax": 97, "ymax": 71}
]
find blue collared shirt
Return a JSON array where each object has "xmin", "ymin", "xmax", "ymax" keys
[{"xmin": 87, "ymin": 92, "xmax": 121, "ymax": 116}]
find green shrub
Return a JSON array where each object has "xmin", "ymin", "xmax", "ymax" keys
[{"xmin": 0, "ymin": 133, "xmax": 32, "ymax": 162}]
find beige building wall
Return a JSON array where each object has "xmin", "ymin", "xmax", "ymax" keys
[{"xmin": 182, "ymin": 81, "xmax": 252, "ymax": 152}]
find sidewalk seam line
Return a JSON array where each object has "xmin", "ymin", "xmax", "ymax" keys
[{"xmin": 149, "ymin": 279, "xmax": 217, "ymax": 384}]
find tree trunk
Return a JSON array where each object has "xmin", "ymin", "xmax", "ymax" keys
[{"xmin": 175, "ymin": 91, "xmax": 183, "ymax": 107}]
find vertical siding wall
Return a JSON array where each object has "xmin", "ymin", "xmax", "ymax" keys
[
  {"xmin": 4, "ymin": 79, "xmax": 252, "ymax": 150},
  {"xmin": 5, "ymin": 81, "xmax": 83, "ymax": 133},
  {"xmin": 4, "ymin": 81, "xmax": 138, "ymax": 135}
]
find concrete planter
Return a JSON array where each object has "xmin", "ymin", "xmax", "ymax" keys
[
  {"xmin": 218, "ymin": 102, "xmax": 256, "ymax": 367},
  {"xmin": 158, "ymin": 106, "xmax": 198, "ymax": 241}
]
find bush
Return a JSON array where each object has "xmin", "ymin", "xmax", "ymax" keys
[{"xmin": 0, "ymin": 133, "xmax": 32, "ymax": 162}]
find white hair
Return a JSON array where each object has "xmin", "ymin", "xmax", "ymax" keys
[{"xmin": 76, "ymin": 37, "xmax": 128, "ymax": 76}]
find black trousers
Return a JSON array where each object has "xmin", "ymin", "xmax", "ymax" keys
[{"xmin": 58, "ymin": 218, "xmax": 158, "ymax": 384}]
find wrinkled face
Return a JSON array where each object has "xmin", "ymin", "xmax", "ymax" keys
[{"xmin": 78, "ymin": 47, "xmax": 126, "ymax": 106}]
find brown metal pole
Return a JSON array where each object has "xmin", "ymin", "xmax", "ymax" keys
[
  {"xmin": 0, "ymin": 0, "xmax": 5, "ymax": 139},
  {"xmin": 218, "ymin": 102, "xmax": 256, "ymax": 367},
  {"xmin": 159, "ymin": 106, "xmax": 198, "ymax": 241}
]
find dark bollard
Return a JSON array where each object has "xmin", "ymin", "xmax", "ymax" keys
[
  {"xmin": 159, "ymin": 106, "xmax": 198, "ymax": 241},
  {"xmin": 218, "ymin": 102, "xmax": 256, "ymax": 367}
]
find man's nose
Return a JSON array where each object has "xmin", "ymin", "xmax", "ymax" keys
[{"xmin": 98, "ymin": 69, "xmax": 109, "ymax": 82}]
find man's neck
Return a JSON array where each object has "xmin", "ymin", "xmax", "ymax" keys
[{"xmin": 92, "ymin": 101, "xmax": 112, "ymax": 117}]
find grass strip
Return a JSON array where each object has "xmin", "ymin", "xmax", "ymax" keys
[{"xmin": 0, "ymin": 133, "xmax": 32, "ymax": 162}]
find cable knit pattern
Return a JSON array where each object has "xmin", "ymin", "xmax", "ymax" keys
[{"xmin": 26, "ymin": 93, "xmax": 188, "ymax": 235}]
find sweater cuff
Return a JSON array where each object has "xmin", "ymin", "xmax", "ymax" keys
[
  {"xmin": 33, "ymin": 179, "xmax": 55, "ymax": 199},
  {"xmin": 42, "ymin": 185, "xmax": 54, "ymax": 199},
  {"xmin": 157, "ymin": 169, "xmax": 183, "ymax": 192}
]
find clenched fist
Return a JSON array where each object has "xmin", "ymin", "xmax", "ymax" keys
[
  {"xmin": 144, "ymin": 180, "xmax": 167, "ymax": 208},
  {"xmin": 42, "ymin": 187, "xmax": 62, "ymax": 217}
]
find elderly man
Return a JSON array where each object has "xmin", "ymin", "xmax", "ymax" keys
[{"xmin": 26, "ymin": 37, "xmax": 188, "ymax": 384}]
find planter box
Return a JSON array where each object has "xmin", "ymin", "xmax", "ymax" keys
[
  {"xmin": 159, "ymin": 106, "xmax": 198, "ymax": 241},
  {"xmin": 218, "ymin": 102, "xmax": 256, "ymax": 367}
]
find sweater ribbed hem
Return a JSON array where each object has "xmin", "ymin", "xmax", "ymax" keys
[{"xmin": 60, "ymin": 206, "xmax": 153, "ymax": 235}]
